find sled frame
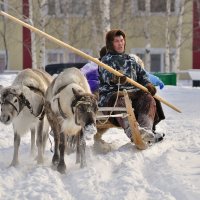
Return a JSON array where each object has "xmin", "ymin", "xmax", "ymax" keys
[{"xmin": 96, "ymin": 89, "xmax": 147, "ymax": 150}]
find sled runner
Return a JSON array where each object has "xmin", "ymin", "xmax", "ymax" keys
[{"xmin": 96, "ymin": 89, "xmax": 147, "ymax": 150}]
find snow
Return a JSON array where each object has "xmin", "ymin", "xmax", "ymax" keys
[{"xmin": 0, "ymin": 74, "xmax": 200, "ymax": 200}]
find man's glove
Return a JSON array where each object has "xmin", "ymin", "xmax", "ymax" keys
[
  {"xmin": 111, "ymin": 74, "xmax": 127, "ymax": 84},
  {"xmin": 147, "ymin": 73, "xmax": 165, "ymax": 89},
  {"xmin": 146, "ymin": 83, "xmax": 157, "ymax": 96}
]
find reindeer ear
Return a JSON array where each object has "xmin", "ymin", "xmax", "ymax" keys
[{"xmin": 72, "ymin": 88, "xmax": 83, "ymax": 99}]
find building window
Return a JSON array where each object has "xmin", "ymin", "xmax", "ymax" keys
[
  {"xmin": 68, "ymin": 49, "xmax": 92, "ymax": 63},
  {"xmin": 46, "ymin": 50, "xmax": 64, "ymax": 64},
  {"xmin": 0, "ymin": 52, "xmax": 6, "ymax": 72},
  {"xmin": 47, "ymin": 0, "xmax": 90, "ymax": 17},
  {"xmin": 151, "ymin": 54, "xmax": 161, "ymax": 72},
  {"xmin": 150, "ymin": 0, "xmax": 175, "ymax": 13},
  {"xmin": 133, "ymin": 0, "xmax": 178, "ymax": 15},
  {"xmin": 131, "ymin": 48, "xmax": 175, "ymax": 72}
]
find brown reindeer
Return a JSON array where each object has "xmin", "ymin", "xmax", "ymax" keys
[{"xmin": 45, "ymin": 68, "xmax": 98, "ymax": 173}]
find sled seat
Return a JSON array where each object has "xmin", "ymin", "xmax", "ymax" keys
[{"xmin": 96, "ymin": 107, "xmax": 127, "ymax": 129}]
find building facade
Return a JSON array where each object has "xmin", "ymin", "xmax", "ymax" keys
[{"xmin": 0, "ymin": 0, "xmax": 199, "ymax": 72}]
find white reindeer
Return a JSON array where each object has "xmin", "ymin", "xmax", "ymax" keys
[{"xmin": 0, "ymin": 69, "xmax": 53, "ymax": 166}]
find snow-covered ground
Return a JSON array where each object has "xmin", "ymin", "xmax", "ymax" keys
[{"xmin": 0, "ymin": 74, "xmax": 200, "ymax": 200}]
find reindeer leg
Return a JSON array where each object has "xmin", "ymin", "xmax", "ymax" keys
[
  {"xmin": 42, "ymin": 117, "xmax": 49, "ymax": 154},
  {"xmin": 30, "ymin": 128, "xmax": 36, "ymax": 156},
  {"xmin": 10, "ymin": 131, "xmax": 20, "ymax": 167},
  {"xmin": 36, "ymin": 120, "xmax": 44, "ymax": 164},
  {"xmin": 57, "ymin": 132, "xmax": 66, "ymax": 174},
  {"xmin": 52, "ymin": 130, "xmax": 60, "ymax": 165},
  {"xmin": 80, "ymin": 130, "xmax": 86, "ymax": 168},
  {"xmin": 44, "ymin": 101, "xmax": 60, "ymax": 165},
  {"xmin": 42, "ymin": 131, "xmax": 48, "ymax": 154},
  {"xmin": 76, "ymin": 133, "xmax": 80, "ymax": 164}
]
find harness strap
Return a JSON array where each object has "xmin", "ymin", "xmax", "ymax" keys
[
  {"xmin": 18, "ymin": 93, "xmax": 45, "ymax": 120},
  {"xmin": 71, "ymin": 96, "xmax": 93, "ymax": 114},
  {"xmin": 57, "ymin": 98, "xmax": 68, "ymax": 119},
  {"xmin": 2, "ymin": 100, "xmax": 19, "ymax": 114},
  {"xmin": 19, "ymin": 94, "xmax": 33, "ymax": 114}
]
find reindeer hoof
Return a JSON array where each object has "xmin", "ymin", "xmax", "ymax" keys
[
  {"xmin": 37, "ymin": 158, "xmax": 44, "ymax": 165},
  {"xmin": 52, "ymin": 155, "xmax": 60, "ymax": 165},
  {"xmin": 57, "ymin": 162, "xmax": 66, "ymax": 174},
  {"xmin": 80, "ymin": 161, "xmax": 87, "ymax": 168},
  {"xmin": 9, "ymin": 160, "xmax": 19, "ymax": 167},
  {"xmin": 35, "ymin": 155, "xmax": 44, "ymax": 164}
]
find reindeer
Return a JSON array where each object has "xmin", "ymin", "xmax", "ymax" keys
[
  {"xmin": 0, "ymin": 69, "xmax": 53, "ymax": 166},
  {"xmin": 45, "ymin": 67, "xmax": 98, "ymax": 173}
]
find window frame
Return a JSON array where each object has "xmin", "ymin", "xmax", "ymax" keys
[
  {"xmin": 68, "ymin": 49, "xmax": 93, "ymax": 63},
  {"xmin": 131, "ymin": 48, "xmax": 176, "ymax": 72},
  {"xmin": 46, "ymin": 49, "xmax": 64, "ymax": 65},
  {"xmin": 132, "ymin": 0, "xmax": 181, "ymax": 16},
  {"xmin": 47, "ymin": 0, "xmax": 91, "ymax": 17}
]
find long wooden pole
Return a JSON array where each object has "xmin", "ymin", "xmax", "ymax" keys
[{"xmin": 0, "ymin": 11, "xmax": 181, "ymax": 113}]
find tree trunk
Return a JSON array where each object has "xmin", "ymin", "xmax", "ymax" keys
[
  {"xmin": 0, "ymin": 14, "xmax": 8, "ymax": 71},
  {"xmin": 144, "ymin": 0, "xmax": 151, "ymax": 71},
  {"xmin": 173, "ymin": 0, "xmax": 185, "ymax": 72},
  {"xmin": 38, "ymin": 0, "xmax": 47, "ymax": 69},
  {"xmin": 165, "ymin": 0, "xmax": 171, "ymax": 72},
  {"xmin": 119, "ymin": 0, "xmax": 129, "ymax": 30},
  {"xmin": 29, "ymin": 0, "xmax": 37, "ymax": 69},
  {"xmin": 101, "ymin": 0, "xmax": 110, "ymax": 41}
]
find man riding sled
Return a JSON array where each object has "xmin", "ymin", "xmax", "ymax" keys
[{"xmin": 98, "ymin": 29, "xmax": 165, "ymax": 144}]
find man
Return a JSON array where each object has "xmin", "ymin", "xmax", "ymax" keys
[{"xmin": 99, "ymin": 29, "xmax": 164, "ymax": 144}]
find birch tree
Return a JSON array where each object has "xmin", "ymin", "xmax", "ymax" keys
[
  {"xmin": 0, "ymin": 8, "xmax": 8, "ymax": 70},
  {"xmin": 101, "ymin": 0, "xmax": 110, "ymax": 40},
  {"xmin": 29, "ymin": 0, "xmax": 37, "ymax": 68},
  {"xmin": 172, "ymin": 0, "xmax": 186, "ymax": 72},
  {"xmin": 37, "ymin": 0, "xmax": 47, "ymax": 69},
  {"xmin": 165, "ymin": 0, "xmax": 171, "ymax": 72},
  {"xmin": 144, "ymin": 0, "xmax": 151, "ymax": 71},
  {"xmin": 119, "ymin": 0, "xmax": 129, "ymax": 30},
  {"xmin": 90, "ymin": 0, "xmax": 110, "ymax": 55}
]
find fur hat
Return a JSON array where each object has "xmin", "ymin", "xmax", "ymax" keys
[{"xmin": 106, "ymin": 29, "xmax": 126, "ymax": 53}]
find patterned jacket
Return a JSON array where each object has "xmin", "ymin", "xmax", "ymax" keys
[{"xmin": 99, "ymin": 52, "xmax": 151, "ymax": 106}]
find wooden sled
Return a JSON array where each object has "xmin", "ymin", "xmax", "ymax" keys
[{"xmin": 96, "ymin": 89, "xmax": 147, "ymax": 150}]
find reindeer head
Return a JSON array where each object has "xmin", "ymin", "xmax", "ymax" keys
[
  {"xmin": 72, "ymin": 88, "xmax": 98, "ymax": 135},
  {"xmin": 0, "ymin": 85, "xmax": 22, "ymax": 124}
]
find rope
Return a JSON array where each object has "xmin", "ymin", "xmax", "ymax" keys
[
  {"xmin": 48, "ymin": 129, "xmax": 54, "ymax": 153},
  {"xmin": 97, "ymin": 79, "xmax": 122, "ymax": 125}
]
